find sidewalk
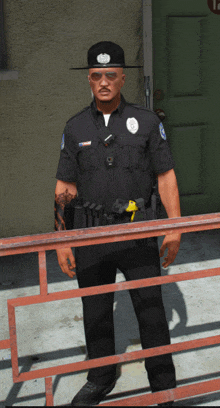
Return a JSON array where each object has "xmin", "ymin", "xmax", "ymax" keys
[{"xmin": 1, "ymin": 229, "xmax": 220, "ymax": 406}]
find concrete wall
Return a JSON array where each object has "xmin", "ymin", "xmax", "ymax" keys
[{"xmin": 1, "ymin": 0, "xmax": 145, "ymax": 238}]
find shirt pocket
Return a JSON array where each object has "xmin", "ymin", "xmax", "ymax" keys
[
  {"xmin": 117, "ymin": 134, "xmax": 149, "ymax": 170},
  {"xmin": 77, "ymin": 142, "xmax": 99, "ymax": 172}
]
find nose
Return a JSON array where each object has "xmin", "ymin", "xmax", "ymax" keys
[{"xmin": 100, "ymin": 75, "xmax": 109, "ymax": 86}]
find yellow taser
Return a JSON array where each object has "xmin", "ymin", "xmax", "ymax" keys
[{"xmin": 125, "ymin": 200, "xmax": 139, "ymax": 222}]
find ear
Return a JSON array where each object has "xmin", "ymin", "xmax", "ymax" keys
[
  {"xmin": 88, "ymin": 75, "xmax": 90, "ymax": 83},
  {"xmin": 121, "ymin": 74, "xmax": 126, "ymax": 87}
]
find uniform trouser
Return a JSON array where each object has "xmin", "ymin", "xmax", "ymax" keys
[{"xmin": 75, "ymin": 238, "xmax": 176, "ymax": 392}]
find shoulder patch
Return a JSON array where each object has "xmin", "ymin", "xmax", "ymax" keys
[
  {"xmin": 159, "ymin": 122, "xmax": 166, "ymax": 140},
  {"xmin": 61, "ymin": 133, "xmax": 65, "ymax": 150}
]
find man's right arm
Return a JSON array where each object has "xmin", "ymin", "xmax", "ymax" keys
[{"xmin": 55, "ymin": 180, "xmax": 78, "ymax": 278}]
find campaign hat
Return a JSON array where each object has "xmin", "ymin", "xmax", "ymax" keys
[{"xmin": 70, "ymin": 41, "xmax": 142, "ymax": 70}]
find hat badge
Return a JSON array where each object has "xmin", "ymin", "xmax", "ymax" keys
[
  {"xmin": 97, "ymin": 53, "xmax": 111, "ymax": 64},
  {"xmin": 126, "ymin": 117, "xmax": 139, "ymax": 134}
]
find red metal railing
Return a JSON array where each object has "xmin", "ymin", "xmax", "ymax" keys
[{"xmin": 1, "ymin": 213, "xmax": 220, "ymax": 406}]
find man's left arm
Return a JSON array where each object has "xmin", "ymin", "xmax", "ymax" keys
[{"xmin": 157, "ymin": 168, "xmax": 181, "ymax": 268}]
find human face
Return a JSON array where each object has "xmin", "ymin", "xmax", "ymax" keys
[{"xmin": 88, "ymin": 67, "xmax": 125, "ymax": 103}]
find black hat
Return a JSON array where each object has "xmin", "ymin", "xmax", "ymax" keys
[{"xmin": 70, "ymin": 41, "xmax": 142, "ymax": 70}]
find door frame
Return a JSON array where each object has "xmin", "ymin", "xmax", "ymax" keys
[{"xmin": 142, "ymin": 0, "xmax": 153, "ymax": 109}]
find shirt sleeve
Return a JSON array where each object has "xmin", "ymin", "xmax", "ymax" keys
[
  {"xmin": 148, "ymin": 115, "xmax": 175, "ymax": 174},
  {"xmin": 56, "ymin": 124, "xmax": 78, "ymax": 182}
]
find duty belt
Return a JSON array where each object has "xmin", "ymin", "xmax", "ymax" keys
[{"xmin": 71, "ymin": 198, "xmax": 154, "ymax": 229}]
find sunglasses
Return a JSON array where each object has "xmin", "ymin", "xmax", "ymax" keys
[{"xmin": 90, "ymin": 72, "xmax": 118, "ymax": 82}]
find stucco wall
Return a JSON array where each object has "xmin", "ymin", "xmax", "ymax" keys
[{"xmin": 1, "ymin": 0, "xmax": 145, "ymax": 238}]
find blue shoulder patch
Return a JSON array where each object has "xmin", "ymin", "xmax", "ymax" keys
[
  {"xmin": 61, "ymin": 134, "xmax": 65, "ymax": 150},
  {"xmin": 159, "ymin": 122, "xmax": 166, "ymax": 140}
]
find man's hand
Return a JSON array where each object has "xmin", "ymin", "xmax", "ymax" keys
[
  {"xmin": 56, "ymin": 247, "xmax": 76, "ymax": 278},
  {"xmin": 159, "ymin": 233, "xmax": 181, "ymax": 268},
  {"xmin": 157, "ymin": 169, "xmax": 181, "ymax": 267}
]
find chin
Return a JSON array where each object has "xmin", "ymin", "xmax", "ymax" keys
[{"xmin": 98, "ymin": 95, "xmax": 113, "ymax": 102}]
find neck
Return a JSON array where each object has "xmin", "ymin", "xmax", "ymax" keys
[{"xmin": 95, "ymin": 93, "xmax": 121, "ymax": 114}]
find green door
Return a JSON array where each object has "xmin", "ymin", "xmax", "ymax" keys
[{"xmin": 152, "ymin": 0, "xmax": 220, "ymax": 216}]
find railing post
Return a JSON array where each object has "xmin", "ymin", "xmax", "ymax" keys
[
  {"xmin": 45, "ymin": 376, "xmax": 54, "ymax": 406},
  {"xmin": 7, "ymin": 302, "xmax": 19, "ymax": 380},
  {"xmin": 38, "ymin": 251, "xmax": 48, "ymax": 296}
]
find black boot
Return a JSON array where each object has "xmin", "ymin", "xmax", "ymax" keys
[{"xmin": 71, "ymin": 380, "xmax": 116, "ymax": 406}]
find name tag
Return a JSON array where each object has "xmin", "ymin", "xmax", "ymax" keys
[{"xmin": 79, "ymin": 141, "xmax": 92, "ymax": 147}]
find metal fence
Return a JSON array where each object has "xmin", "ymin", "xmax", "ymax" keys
[{"xmin": 0, "ymin": 213, "xmax": 220, "ymax": 406}]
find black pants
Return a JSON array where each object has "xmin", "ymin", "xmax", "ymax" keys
[{"xmin": 75, "ymin": 238, "xmax": 176, "ymax": 392}]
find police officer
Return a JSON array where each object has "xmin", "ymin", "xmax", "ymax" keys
[{"xmin": 55, "ymin": 41, "xmax": 181, "ymax": 406}]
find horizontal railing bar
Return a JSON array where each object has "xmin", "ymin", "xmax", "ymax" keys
[
  {"xmin": 14, "ymin": 334, "xmax": 220, "ymax": 383},
  {"xmin": 0, "ymin": 213, "xmax": 220, "ymax": 256},
  {"xmin": 0, "ymin": 339, "xmax": 11, "ymax": 350},
  {"xmin": 100, "ymin": 378, "xmax": 220, "ymax": 406},
  {"xmin": 7, "ymin": 267, "xmax": 220, "ymax": 307}
]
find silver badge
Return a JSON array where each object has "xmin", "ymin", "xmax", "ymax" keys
[
  {"xmin": 97, "ymin": 53, "xmax": 111, "ymax": 64},
  {"xmin": 126, "ymin": 117, "xmax": 139, "ymax": 134}
]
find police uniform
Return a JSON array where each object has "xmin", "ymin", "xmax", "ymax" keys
[{"xmin": 56, "ymin": 42, "xmax": 176, "ymax": 397}]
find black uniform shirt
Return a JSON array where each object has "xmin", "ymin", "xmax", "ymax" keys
[{"xmin": 56, "ymin": 95, "xmax": 175, "ymax": 212}]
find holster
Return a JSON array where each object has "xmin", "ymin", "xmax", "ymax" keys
[{"xmin": 63, "ymin": 199, "xmax": 75, "ymax": 230}]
